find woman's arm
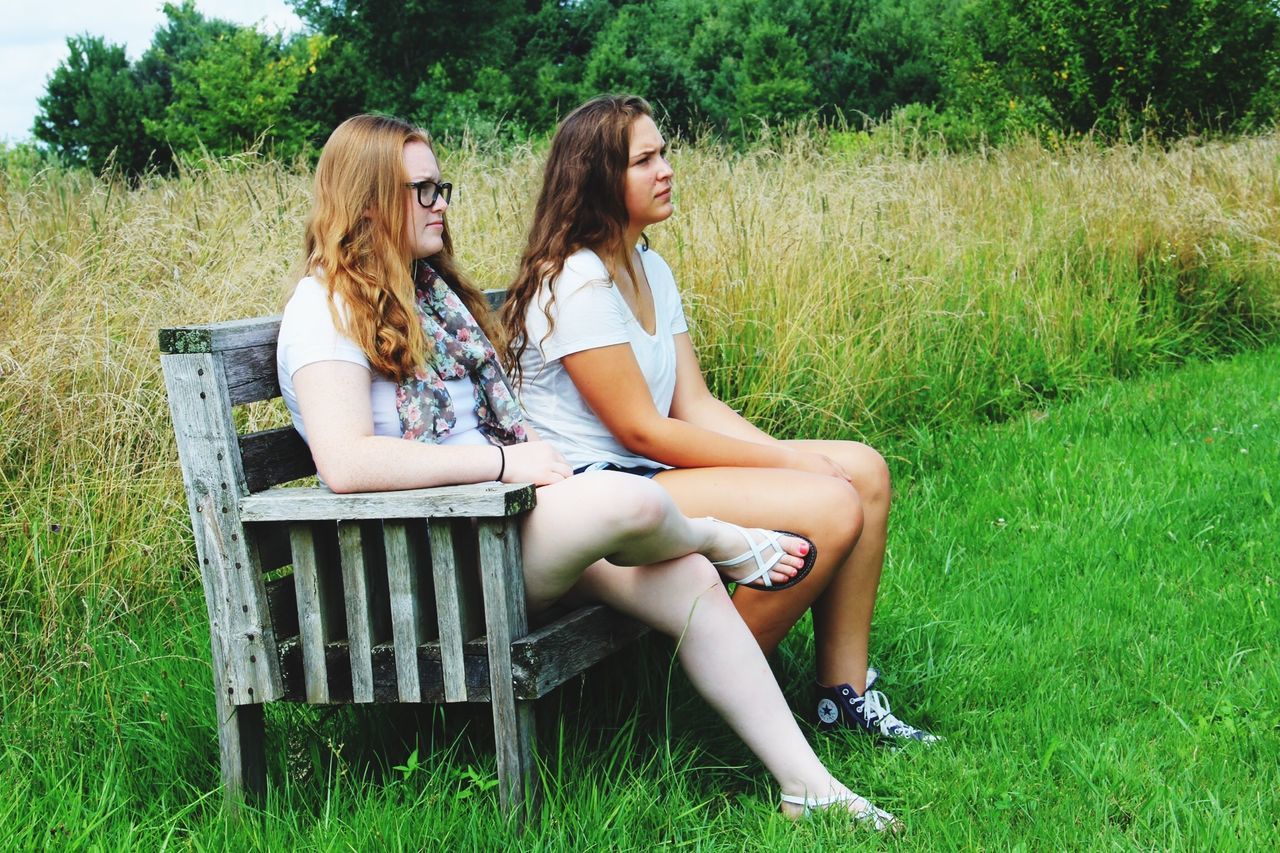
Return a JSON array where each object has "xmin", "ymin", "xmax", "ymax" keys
[
  {"xmin": 293, "ymin": 360, "xmax": 571, "ymax": 493},
  {"xmin": 667, "ymin": 334, "xmax": 779, "ymax": 443},
  {"xmin": 559, "ymin": 340, "xmax": 845, "ymax": 477}
]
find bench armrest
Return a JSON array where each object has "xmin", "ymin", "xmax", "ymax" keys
[{"xmin": 239, "ymin": 482, "xmax": 536, "ymax": 521}]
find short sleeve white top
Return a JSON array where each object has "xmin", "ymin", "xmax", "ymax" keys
[
  {"xmin": 277, "ymin": 276, "xmax": 487, "ymax": 448},
  {"xmin": 516, "ymin": 248, "xmax": 688, "ymax": 469}
]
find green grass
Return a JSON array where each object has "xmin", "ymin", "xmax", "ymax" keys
[{"xmin": 3, "ymin": 346, "xmax": 1275, "ymax": 849}]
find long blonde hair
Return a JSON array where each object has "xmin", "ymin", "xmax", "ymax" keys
[{"xmin": 303, "ymin": 114, "xmax": 498, "ymax": 381}]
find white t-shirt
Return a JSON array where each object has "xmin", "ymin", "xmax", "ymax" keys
[
  {"xmin": 517, "ymin": 247, "xmax": 688, "ymax": 469},
  {"xmin": 277, "ymin": 276, "xmax": 488, "ymax": 448}
]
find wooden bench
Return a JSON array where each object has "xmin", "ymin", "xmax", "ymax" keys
[{"xmin": 159, "ymin": 304, "xmax": 647, "ymax": 816}]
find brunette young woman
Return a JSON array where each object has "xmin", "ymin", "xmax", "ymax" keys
[
  {"xmin": 502, "ymin": 95, "xmax": 938, "ymax": 747},
  {"xmin": 275, "ymin": 113, "xmax": 900, "ymax": 830}
]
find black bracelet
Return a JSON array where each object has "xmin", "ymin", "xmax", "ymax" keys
[{"xmin": 496, "ymin": 444, "xmax": 506, "ymax": 482}]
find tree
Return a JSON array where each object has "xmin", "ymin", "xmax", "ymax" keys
[
  {"xmin": 136, "ymin": 1, "xmax": 240, "ymax": 108},
  {"xmin": 288, "ymin": 0, "xmax": 525, "ymax": 117},
  {"xmin": 736, "ymin": 20, "xmax": 816, "ymax": 121},
  {"xmin": 145, "ymin": 27, "xmax": 325, "ymax": 159},
  {"xmin": 944, "ymin": 0, "xmax": 1280, "ymax": 139},
  {"xmin": 33, "ymin": 36, "xmax": 164, "ymax": 174}
]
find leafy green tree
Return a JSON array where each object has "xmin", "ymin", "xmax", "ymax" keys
[
  {"xmin": 944, "ymin": 0, "xmax": 1280, "ymax": 139},
  {"xmin": 33, "ymin": 36, "xmax": 164, "ymax": 174},
  {"xmin": 802, "ymin": 0, "xmax": 953, "ymax": 121},
  {"xmin": 288, "ymin": 0, "xmax": 525, "ymax": 116},
  {"xmin": 582, "ymin": 2, "xmax": 705, "ymax": 127},
  {"xmin": 136, "ymin": 1, "xmax": 240, "ymax": 107},
  {"xmin": 144, "ymin": 27, "xmax": 325, "ymax": 159},
  {"xmin": 736, "ymin": 20, "xmax": 815, "ymax": 121},
  {"xmin": 505, "ymin": 0, "xmax": 622, "ymax": 131}
]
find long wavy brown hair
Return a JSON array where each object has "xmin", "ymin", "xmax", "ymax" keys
[
  {"xmin": 301, "ymin": 114, "xmax": 499, "ymax": 382},
  {"xmin": 500, "ymin": 94, "xmax": 654, "ymax": 387}
]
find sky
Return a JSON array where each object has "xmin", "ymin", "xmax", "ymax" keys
[{"xmin": 0, "ymin": 0, "xmax": 305, "ymax": 143}]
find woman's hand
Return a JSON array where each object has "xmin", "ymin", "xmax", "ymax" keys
[
  {"xmin": 787, "ymin": 448, "xmax": 852, "ymax": 482},
  {"xmin": 501, "ymin": 441, "xmax": 574, "ymax": 486}
]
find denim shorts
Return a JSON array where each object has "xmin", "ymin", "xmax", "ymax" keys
[{"xmin": 573, "ymin": 461, "xmax": 665, "ymax": 479}]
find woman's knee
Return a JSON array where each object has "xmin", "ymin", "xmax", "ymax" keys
[
  {"xmin": 812, "ymin": 477, "xmax": 864, "ymax": 550},
  {"xmin": 859, "ymin": 446, "xmax": 892, "ymax": 510},
  {"xmin": 671, "ymin": 556, "xmax": 737, "ymax": 619},
  {"xmin": 588, "ymin": 472, "xmax": 673, "ymax": 538},
  {"xmin": 841, "ymin": 443, "xmax": 891, "ymax": 512}
]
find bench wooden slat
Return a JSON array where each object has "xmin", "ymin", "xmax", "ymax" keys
[
  {"xmin": 429, "ymin": 521, "xmax": 470, "ymax": 702},
  {"xmin": 161, "ymin": 351, "xmax": 281, "ymax": 706},
  {"xmin": 514, "ymin": 606, "xmax": 650, "ymax": 698},
  {"xmin": 339, "ymin": 521, "xmax": 376, "ymax": 703},
  {"xmin": 241, "ymin": 483, "xmax": 536, "ymax": 520},
  {"xmin": 223, "ymin": 342, "xmax": 281, "ymax": 406},
  {"xmin": 159, "ymin": 317, "xmax": 283, "ymax": 355},
  {"xmin": 384, "ymin": 520, "xmax": 429, "ymax": 701},
  {"xmin": 290, "ymin": 523, "xmax": 338, "ymax": 704},
  {"xmin": 239, "ymin": 428, "xmax": 316, "ymax": 493}
]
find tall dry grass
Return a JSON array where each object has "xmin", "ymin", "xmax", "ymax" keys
[{"xmin": 1, "ymin": 132, "xmax": 1278, "ymax": 643}]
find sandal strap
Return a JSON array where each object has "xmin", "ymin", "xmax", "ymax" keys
[
  {"xmin": 780, "ymin": 791, "xmax": 899, "ymax": 832},
  {"xmin": 780, "ymin": 792, "xmax": 860, "ymax": 808},
  {"xmin": 707, "ymin": 519, "xmax": 785, "ymax": 587}
]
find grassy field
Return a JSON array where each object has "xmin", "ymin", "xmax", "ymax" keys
[
  {"xmin": 3, "ymin": 342, "xmax": 1276, "ymax": 849},
  {"xmin": 1, "ymin": 133, "xmax": 1278, "ymax": 847}
]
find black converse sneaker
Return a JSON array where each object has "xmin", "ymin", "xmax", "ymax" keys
[{"xmin": 815, "ymin": 677, "xmax": 940, "ymax": 745}]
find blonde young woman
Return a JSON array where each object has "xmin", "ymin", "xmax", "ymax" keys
[
  {"xmin": 275, "ymin": 113, "xmax": 900, "ymax": 829},
  {"xmin": 502, "ymin": 96, "xmax": 938, "ymax": 748}
]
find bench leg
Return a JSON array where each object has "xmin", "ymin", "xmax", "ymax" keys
[
  {"xmin": 477, "ymin": 518, "xmax": 541, "ymax": 818},
  {"xmin": 491, "ymin": 693, "xmax": 540, "ymax": 816},
  {"xmin": 216, "ymin": 689, "xmax": 266, "ymax": 807}
]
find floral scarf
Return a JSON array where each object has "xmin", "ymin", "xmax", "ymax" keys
[{"xmin": 396, "ymin": 261, "xmax": 527, "ymax": 447}]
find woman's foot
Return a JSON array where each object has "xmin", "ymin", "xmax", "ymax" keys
[
  {"xmin": 698, "ymin": 517, "xmax": 817, "ymax": 590},
  {"xmin": 779, "ymin": 783, "xmax": 902, "ymax": 833}
]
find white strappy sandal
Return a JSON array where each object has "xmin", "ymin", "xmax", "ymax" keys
[
  {"xmin": 706, "ymin": 517, "xmax": 817, "ymax": 591},
  {"xmin": 779, "ymin": 791, "xmax": 902, "ymax": 833}
]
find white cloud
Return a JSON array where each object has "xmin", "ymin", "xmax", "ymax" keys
[{"xmin": 0, "ymin": 0, "xmax": 305, "ymax": 144}]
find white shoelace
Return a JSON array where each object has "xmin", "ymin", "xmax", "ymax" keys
[{"xmin": 858, "ymin": 689, "xmax": 914, "ymax": 736}]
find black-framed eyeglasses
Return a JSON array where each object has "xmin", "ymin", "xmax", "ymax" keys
[{"xmin": 405, "ymin": 179, "xmax": 452, "ymax": 208}]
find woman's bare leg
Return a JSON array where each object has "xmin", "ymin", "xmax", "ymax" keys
[
  {"xmin": 518, "ymin": 470, "xmax": 808, "ymax": 612},
  {"xmin": 653, "ymin": 466, "xmax": 868, "ymax": 685},
  {"xmin": 781, "ymin": 440, "xmax": 892, "ymax": 691},
  {"xmin": 515, "ymin": 471, "xmax": 898, "ymax": 823},
  {"xmin": 572, "ymin": 552, "xmax": 879, "ymax": 815}
]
